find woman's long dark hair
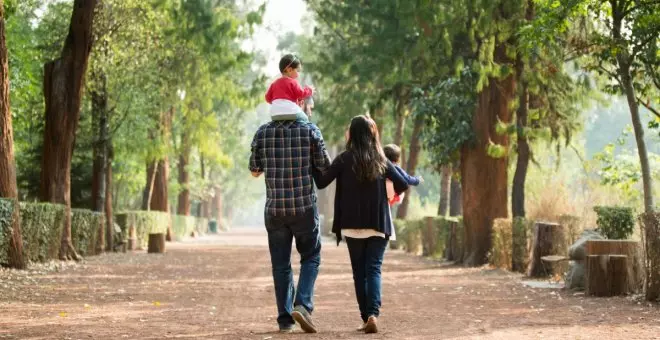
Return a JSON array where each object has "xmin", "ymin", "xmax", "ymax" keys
[{"xmin": 346, "ymin": 115, "xmax": 388, "ymax": 182}]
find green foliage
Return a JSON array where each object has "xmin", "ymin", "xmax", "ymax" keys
[
  {"xmin": 171, "ymin": 214, "xmax": 208, "ymax": 240},
  {"xmin": 593, "ymin": 206, "xmax": 635, "ymax": 240},
  {"xmin": 17, "ymin": 202, "xmax": 65, "ymax": 262},
  {"xmin": 413, "ymin": 68, "xmax": 477, "ymax": 165},
  {"xmin": 71, "ymin": 209, "xmax": 104, "ymax": 256},
  {"xmin": 0, "ymin": 199, "xmax": 17, "ymax": 265},
  {"xmin": 115, "ymin": 211, "xmax": 170, "ymax": 249}
]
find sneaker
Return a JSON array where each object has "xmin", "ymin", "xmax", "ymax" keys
[
  {"xmin": 364, "ymin": 316, "xmax": 378, "ymax": 334},
  {"xmin": 356, "ymin": 322, "xmax": 367, "ymax": 332},
  {"xmin": 279, "ymin": 325, "xmax": 295, "ymax": 333},
  {"xmin": 291, "ymin": 305, "xmax": 317, "ymax": 333}
]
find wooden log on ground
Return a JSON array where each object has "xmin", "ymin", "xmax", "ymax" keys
[
  {"xmin": 585, "ymin": 240, "xmax": 643, "ymax": 293},
  {"xmin": 586, "ymin": 255, "xmax": 629, "ymax": 296},
  {"xmin": 147, "ymin": 233, "xmax": 166, "ymax": 253},
  {"xmin": 527, "ymin": 221, "xmax": 568, "ymax": 277}
]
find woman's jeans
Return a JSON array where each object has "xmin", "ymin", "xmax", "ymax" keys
[{"xmin": 345, "ymin": 236, "xmax": 388, "ymax": 322}]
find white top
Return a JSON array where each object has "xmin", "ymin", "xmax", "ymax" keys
[
  {"xmin": 270, "ymin": 99, "xmax": 303, "ymax": 117},
  {"xmin": 342, "ymin": 180, "xmax": 401, "ymax": 241}
]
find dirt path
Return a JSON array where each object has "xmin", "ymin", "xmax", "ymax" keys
[{"xmin": 1, "ymin": 228, "xmax": 659, "ymax": 340}]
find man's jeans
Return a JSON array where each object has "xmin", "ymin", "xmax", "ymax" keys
[
  {"xmin": 264, "ymin": 207, "xmax": 321, "ymax": 328},
  {"xmin": 345, "ymin": 236, "xmax": 388, "ymax": 322}
]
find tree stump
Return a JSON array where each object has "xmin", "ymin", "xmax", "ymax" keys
[
  {"xmin": 127, "ymin": 238, "xmax": 137, "ymax": 251},
  {"xmin": 422, "ymin": 217, "xmax": 437, "ymax": 257},
  {"xmin": 527, "ymin": 222, "xmax": 568, "ymax": 277},
  {"xmin": 147, "ymin": 233, "xmax": 165, "ymax": 254},
  {"xmin": 585, "ymin": 240, "xmax": 643, "ymax": 293},
  {"xmin": 444, "ymin": 219, "xmax": 463, "ymax": 262},
  {"xmin": 586, "ymin": 255, "xmax": 629, "ymax": 296}
]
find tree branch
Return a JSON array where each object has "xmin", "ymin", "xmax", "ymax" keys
[{"xmin": 636, "ymin": 96, "xmax": 660, "ymax": 119}]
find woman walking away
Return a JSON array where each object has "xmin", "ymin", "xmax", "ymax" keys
[{"xmin": 313, "ymin": 115, "xmax": 409, "ymax": 334}]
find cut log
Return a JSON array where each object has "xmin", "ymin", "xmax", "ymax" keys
[
  {"xmin": 147, "ymin": 233, "xmax": 166, "ymax": 254},
  {"xmin": 585, "ymin": 240, "xmax": 643, "ymax": 293},
  {"xmin": 527, "ymin": 222, "xmax": 568, "ymax": 277},
  {"xmin": 586, "ymin": 255, "xmax": 629, "ymax": 297},
  {"xmin": 127, "ymin": 238, "xmax": 137, "ymax": 251},
  {"xmin": 444, "ymin": 219, "xmax": 464, "ymax": 262}
]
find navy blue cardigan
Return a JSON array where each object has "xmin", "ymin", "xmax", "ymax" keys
[{"xmin": 313, "ymin": 151, "xmax": 409, "ymax": 244}]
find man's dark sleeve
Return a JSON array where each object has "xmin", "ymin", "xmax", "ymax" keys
[
  {"xmin": 248, "ymin": 128, "xmax": 263, "ymax": 173},
  {"xmin": 310, "ymin": 125, "xmax": 331, "ymax": 171}
]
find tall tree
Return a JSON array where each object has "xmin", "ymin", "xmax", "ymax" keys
[
  {"xmin": 0, "ymin": 0, "xmax": 25, "ymax": 269},
  {"xmin": 39, "ymin": 0, "xmax": 98, "ymax": 261}
]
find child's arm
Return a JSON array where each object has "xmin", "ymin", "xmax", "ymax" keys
[
  {"xmin": 288, "ymin": 79, "xmax": 314, "ymax": 100},
  {"xmin": 394, "ymin": 165, "xmax": 421, "ymax": 186},
  {"xmin": 265, "ymin": 83, "xmax": 274, "ymax": 104}
]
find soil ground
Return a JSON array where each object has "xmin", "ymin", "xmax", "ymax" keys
[{"xmin": 1, "ymin": 228, "xmax": 659, "ymax": 340}]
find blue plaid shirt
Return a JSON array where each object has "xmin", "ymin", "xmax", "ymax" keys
[{"xmin": 249, "ymin": 121, "xmax": 331, "ymax": 216}]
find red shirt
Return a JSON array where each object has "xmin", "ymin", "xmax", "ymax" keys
[{"xmin": 265, "ymin": 77, "xmax": 313, "ymax": 104}]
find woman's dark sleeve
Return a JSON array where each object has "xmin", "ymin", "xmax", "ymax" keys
[
  {"xmin": 385, "ymin": 161, "xmax": 409, "ymax": 194},
  {"xmin": 313, "ymin": 153, "xmax": 342, "ymax": 189}
]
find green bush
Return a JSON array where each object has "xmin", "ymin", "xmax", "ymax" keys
[
  {"xmin": 71, "ymin": 209, "xmax": 104, "ymax": 256},
  {"xmin": 512, "ymin": 217, "xmax": 530, "ymax": 273},
  {"xmin": 172, "ymin": 214, "xmax": 196, "ymax": 240},
  {"xmin": 391, "ymin": 219, "xmax": 407, "ymax": 249},
  {"xmin": 0, "ymin": 198, "xmax": 17, "ymax": 265},
  {"xmin": 489, "ymin": 218, "xmax": 512, "ymax": 270},
  {"xmin": 593, "ymin": 206, "xmax": 635, "ymax": 239},
  {"xmin": 115, "ymin": 211, "xmax": 170, "ymax": 249},
  {"xmin": 19, "ymin": 202, "xmax": 65, "ymax": 262},
  {"xmin": 195, "ymin": 217, "xmax": 209, "ymax": 235}
]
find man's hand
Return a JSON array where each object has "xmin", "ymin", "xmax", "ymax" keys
[
  {"xmin": 417, "ymin": 176, "xmax": 424, "ymax": 184},
  {"xmin": 251, "ymin": 172, "xmax": 263, "ymax": 178}
]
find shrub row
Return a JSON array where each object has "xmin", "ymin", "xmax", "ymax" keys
[{"xmin": 1, "ymin": 200, "xmax": 216, "ymax": 265}]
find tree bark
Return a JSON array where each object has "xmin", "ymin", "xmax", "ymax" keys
[
  {"xmin": 438, "ymin": 164, "xmax": 451, "ymax": 216},
  {"xmin": 460, "ymin": 44, "xmax": 515, "ymax": 266},
  {"xmin": 585, "ymin": 239, "xmax": 643, "ymax": 293},
  {"xmin": 512, "ymin": 53, "xmax": 530, "ymax": 218},
  {"xmin": 104, "ymin": 143, "xmax": 114, "ymax": 251},
  {"xmin": 176, "ymin": 129, "xmax": 190, "ymax": 215},
  {"xmin": 212, "ymin": 185, "xmax": 223, "ymax": 229},
  {"xmin": 612, "ymin": 3, "xmax": 654, "ymax": 213},
  {"xmin": 527, "ymin": 222, "xmax": 568, "ymax": 277},
  {"xmin": 393, "ymin": 87, "xmax": 409, "ymax": 167},
  {"xmin": 586, "ymin": 255, "xmax": 629, "ymax": 297},
  {"xmin": 449, "ymin": 174, "xmax": 462, "ymax": 216},
  {"xmin": 0, "ymin": 3, "xmax": 26, "ymax": 269},
  {"xmin": 39, "ymin": 0, "xmax": 98, "ymax": 261},
  {"xmin": 90, "ymin": 70, "xmax": 108, "ymax": 213},
  {"xmin": 396, "ymin": 114, "xmax": 423, "ymax": 219},
  {"xmin": 147, "ymin": 233, "xmax": 165, "ymax": 254}
]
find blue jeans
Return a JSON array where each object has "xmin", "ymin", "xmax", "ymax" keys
[
  {"xmin": 264, "ymin": 207, "xmax": 321, "ymax": 328},
  {"xmin": 345, "ymin": 236, "xmax": 388, "ymax": 322}
]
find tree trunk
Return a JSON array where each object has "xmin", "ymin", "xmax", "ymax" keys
[
  {"xmin": 449, "ymin": 175, "xmax": 462, "ymax": 216},
  {"xmin": 640, "ymin": 212, "xmax": 660, "ymax": 301},
  {"xmin": 0, "ymin": 4, "xmax": 26, "ymax": 269},
  {"xmin": 104, "ymin": 143, "xmax": 114, "ymax": 251},
  {"xmin": 460, "ymin": 44, "xmax": 515, "ymax": 266},
  {"xmin": 438, "ymin": 164, "xmax": 451, "ymax": 216},
  {"xmin": 611, "ymin": 4, "xmax": 654, "ymax": 213},
  {"xmin": 213, "ymin": 185, "xmax": 223, "ymax": 229},
  {"xmin": 142, "ymin": 160, "xmax": 157, "ymax": 210},
  {"xmin": 90, "ymin": 70, "xmax": 108, "ymax": 213},
  {"xmin": 39, "ymin": 0, "xmax": 98, "ymax": 261},
  {"xmin": 393, "ymin": 89, "xmax": 409, "ymax": 167},
  {"xmin": 177, "ymin": 130, "xmax": 190, "ymax": 215},
  {"xmin": 512, "ymin": 55, "xmax": 530, "ymax": 218},
  {"xmin": 396, "ymin": 114, "xmax": 423, "ymax": 219},
  {"xmin": 370, "ymin": 101, "xmax": 385, "ymax": 137}
]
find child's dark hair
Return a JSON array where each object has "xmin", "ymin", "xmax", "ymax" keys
[
  {"xmin": 279, "ymin": 54, "xmax": 302, "ymax": 73},
  {"xmin": 383, "ymin": 144, "xmax": 401, "ymax": 163}
]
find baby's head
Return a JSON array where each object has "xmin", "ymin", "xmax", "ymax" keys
[
  {"xmin": 279, "ymin": 54, "xmax": 302, "ymax": 79},
  {"xmin": 383, "ymin": 144, "xmax": 401, "ymax": 164}
]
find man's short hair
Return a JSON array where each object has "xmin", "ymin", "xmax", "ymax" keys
[{"xmin": 383, "ymin": 144, "xmax": 401, "ymax": 163}]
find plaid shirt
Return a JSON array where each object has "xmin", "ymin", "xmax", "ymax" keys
[{"xmin": 249, "ymin": 121, "xmax": 331, "ymax": 216}]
